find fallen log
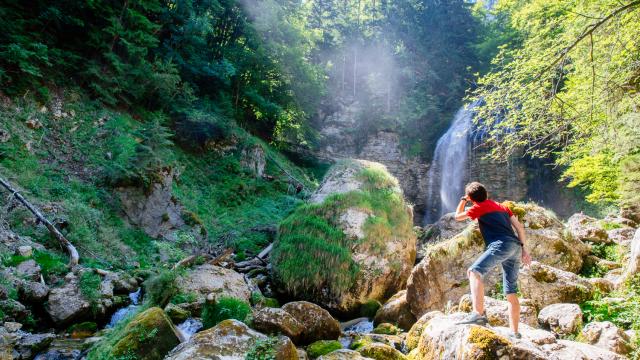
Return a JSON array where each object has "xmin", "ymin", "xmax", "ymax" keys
[{"xmin": 0, "ymin": 176, "xmax": 79, "ymax": 267}]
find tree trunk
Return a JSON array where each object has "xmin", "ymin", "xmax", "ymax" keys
[{"xmin": 0, "ymin": 176, "xmax": 79, "ymax": 267}]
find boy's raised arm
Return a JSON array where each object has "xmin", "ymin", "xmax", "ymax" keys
[{"xmin": 455, "ymin": 196, "xmax": 470, "ymax": 221}]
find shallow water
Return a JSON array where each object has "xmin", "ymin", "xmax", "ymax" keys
[
  {"xmin": 106, "ymin": 288, "xmax": 141, "ymax": 328},
  {"xmin": 176, "ymin": 318, "xmax": 203, "ymax": 341}
]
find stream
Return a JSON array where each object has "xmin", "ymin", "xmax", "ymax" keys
[{"xmin": 106, "ymin": 288, "xmax": 142, "ymax": 328}]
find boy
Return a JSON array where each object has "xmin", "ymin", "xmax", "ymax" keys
[{"xmin": 454, "ymin": 182, "xmax": 531, "ymax": 338}]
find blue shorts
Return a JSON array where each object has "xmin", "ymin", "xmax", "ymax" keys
[{"xmin": 469, "ymin": 240, "xmax": 522, "ymax": 294}]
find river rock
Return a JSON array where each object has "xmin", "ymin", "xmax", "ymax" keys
[
  {"xmin": 0, "ymin": 299, "xmax": 30, "ymax": 323},
  {"xmin": 109, "ymin": 307, "xmax": 181, "ymax": 360},
  {"xmin": 178, "ymin": 264, "xmax": 251, "ymax": 303},
  {"xmin": 282, "ymin": 301, "xmax": 341, "ymax": 345},
  {"xmin": 567, "ymin": 213, "xmax": 609, "ymax": 243},
  {"xmin": 405, "ymin": 311, "xmax": 443, "ymax": 351},
  {"xmin": 13, "ymin": 332, "xmax": 56, "ymax": 360},
  {"xmin": 166, "ymin": 319, "xmax": 296, "ymax": 360},
  {"xmin": 318, "ymin": 349, "xmax": 373, "ymax": 360},
  {"xmin": 18, "ymin": 280, "xmax": 49, "ymax": 302},
  {"xmin": 45, "ymin": 273, "xmax": 91, "ymax": 326},
  {"xmin": 17, "ymin": 246, "xmax": 32, "ymax": 257},
  {"xmin": 607, "ymin": 227, "xmax": 636, "ymax": 246},
  {"xmin": 458, "ymin": 295, "xmax": 537, "ymax": 327},
  {"xmin": 411, "ymin": 312, "xmax": 549, "ymax": 360},
  {"xmin": 252, "ymin": 307, "xmax": 304, "ymax": 341},
  {"xmin": 356, "ymin": 342, "xmax": 406, "ymax": 360},
  {"xmin": 581, "ymin": 321, "xmax": 633, "ymax": 355},
  {"xmin": 164, "ymin": 303, "xmax": 190, "ymax": 324},
  {"xmin": 274, "ymin": 160, "xmax": 416, "ymax": 314},
  {"xmin": 542, "ymin": 339, "xmax": 627, "ymax": 360},
  {"xmin": 519, "ymin": 261, "xmax": 594, "ymax": 308},
  {"xmin": 537, "ymin": 303, "xmax": 583, "ymax": 335},
  {"xmin": 373, "ymin": 290, "xmax": 416, "ymax": 331}
]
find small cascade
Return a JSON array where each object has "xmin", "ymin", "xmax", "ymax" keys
[
  {"xmin": 106, "ymin": 288, "xmax": 142, "ymax": 328},
  {"xmin": 176, "ymin": 318, "xmax": 203, "ymax": 342},
  {"xmin": 339, "ymin": 317, "xmax": 374, "ymax": 348},
  {"xmin": 424, "ymin": 101, "xmax": 480, "ymax": 224}
]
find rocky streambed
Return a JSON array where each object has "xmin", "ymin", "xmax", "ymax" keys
[{"xmin": 2, "ymin": 159, "xmax": 640, "ymax": 360}]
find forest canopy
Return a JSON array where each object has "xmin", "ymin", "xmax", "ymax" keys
[{"xmin": 472, "ymin": 0, "xmax": 640, "ymax": 208}]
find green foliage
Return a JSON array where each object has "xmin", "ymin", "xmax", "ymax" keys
[
  {"xmin": 591, "ymin": 243, "xmax": 622, "ymax": 263},
  {"xmin": 169, "ymin": 292, "xmax": 198, "ymax": 305},
  {"xmin": 306, "ymin": 340, "xmax": 343, "ymax": 358},
  {"xmin": 372, "ymin": 323, "xmax": 401, "ymax": 335},
  {"xmin": 246, "ymin": 338, "xmax": 280, "ymax": 360},
  {"xmin": 250, "ymin": 292, "xmax": 279, "ymax": 308},
  {"xmin": 472, "ymin": 0, "xmax": 640, "ymax": 208},
  {"xmin": 79, "ymin": 271, "xmax": 102, "ymax": 311},
  {"xmin": 201, "ymin": 296, "xmax": 251, "ymax": 330},
  {"xmin": 581, "ymin": 276, "xmax": 640, "ymax": 337},
  {"xmin": 144, "ymin": 270, "xmax": 178, "ymax": 308}
]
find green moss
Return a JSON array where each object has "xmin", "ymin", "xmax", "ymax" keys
[
  {"xmin": 272, "ymin": 163, "xmax": 413, "ymax": 299},
  {"xmin": 68, "ymin": 322, "xmax": 98, "ymax": 338},
  {"xmin": 467, "ymin": 326, "xmax": 510, "ymax": 360},
  {"xmin": 79, "ymin": 271, "xmax": 102, "ymax": 312},
  {"xmin": 306, "ymin": 340, "xmax": 342, "ymax": 358},
  {"xmin": 349, "ymin": 337, "xmax": 373, "ymax": 350},
  {"xmin": 360, "ymin": 299, "xmax": 382, "ymax": 318},
  {"xmin": 372, "ymin": 323, "xmax": 401, "ymax": 335},
  {"xmin": 502, "ymin": 201, "xmax": 525, "ymax": 221},
  {"xmin": 250, "ymin": 292, "xmax": 279, "ymax": 308},
  {"xmin": 358, "ymin": 343, "xmax": 407, "ymax": 360},
  {"xmin": 201, "ymin": 296, "xmax": 251, "ymax": 329}
]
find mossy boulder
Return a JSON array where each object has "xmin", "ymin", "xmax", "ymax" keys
[
  {"xmin": 281, "ymin": 301, "xmax": 341, "ymax": 345},
  {"xmin": 357, "ymin": 343, "xmax": 407, "ymax": 360},
  {"xmin": 272, "ymin": 160, "xmax": 416, "ymax": 314},
  {"xmin": 109, "ymin": 307, "xmax": 182, "ymax": 360},
  {"xmin": 164, "ymin": 303, "xmax": 190, "ymax": 324},
  {"xmin": 374, "ymin": 290, "xmax": 416, "ymax": 331},
  {"xmin": 166, "ymin": 319, "xmax": 296, "ymax": 360},
  {"xmin": 252, "ymin": 307, "xmax": 304, "ymax": 342},
  {"xmin": 317, "ymin": 349, "xmax": 373, "ymax": 360},
  {"xmin": 405, "ymin": 311, "xmax": 443, "ymax": 351},
  {"xmin": 371, "ymin": 323, "xmax": 401, "ymax": 335},
  {"xmin": 519, "ymin": 261, "xmax": 594, "ymax": 308},
  {"xmin": 307, "ymin": 340, "xmax": 343, "ymax": 358}
]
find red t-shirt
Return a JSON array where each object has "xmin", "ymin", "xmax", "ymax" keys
[{"xmin": 466, "ymin": 200, "xmax": 519, "ymax": 245}]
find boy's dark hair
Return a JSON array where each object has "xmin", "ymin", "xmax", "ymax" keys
[{"xmin": 465, "ymin": 182, "xmax": 488, "ymax": 202}]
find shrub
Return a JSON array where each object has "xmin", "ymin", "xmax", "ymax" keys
[
  {"xmin": 79, "ymin": 271, "xmax": 102, "ymax": 311},
  {"xmin": 169, "ymin": 292, "xmax": 198, "ymax": 305},
  {"xmin": 246, "ymin": 338, "xmax": 279, "ymax": 360},
  {"xmin": 306, "ymin": 340, "xmax": 342, "ymax": 358},
  {"xmin": 144, "ymin": 270, "xmax": 178, "ymax": 308},
  {"xmin": 201, "ymin": 296, "xmax": 251, "ymax": 329}
]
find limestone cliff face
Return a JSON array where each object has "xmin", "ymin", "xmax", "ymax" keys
[{"xmin": 316, "ymin": 101, "xmax": 430, "ymax": 221}]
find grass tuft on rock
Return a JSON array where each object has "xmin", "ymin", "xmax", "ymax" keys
[
  {"xmin": 271, "ymin": 162, "xmax": 413, "ymax": 298},
  {"xmin": 306, "ymin": 340, "xmax": 343, "ymax": 358},
  {"xmin": 201, "ymin": 296, "xmax": 251, "ymax": 330}
]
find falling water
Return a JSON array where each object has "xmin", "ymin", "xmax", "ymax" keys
[
  {"xmin": 176, "ymin": 318, "xmax": 203, "ymax": 341},
  {"xmin": 424, "ymin": 101, "xmax": 480, "ymax": 224},
  {"xmin": 106, "ymin": 288, "xmax": 142, "ymax": 328}
]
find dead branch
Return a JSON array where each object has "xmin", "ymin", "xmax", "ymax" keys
[{"xmin": 0, "ymin": 176, "xmax": 79, "ymax": 267}]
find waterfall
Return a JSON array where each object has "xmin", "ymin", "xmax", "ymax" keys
[
  {"xmin": 424, "ymin": 101, "xmax": 480, "ymax": 224},
  {"xmin": 106, "ymin": 288, "xmax": 142, "ymax": 328}
]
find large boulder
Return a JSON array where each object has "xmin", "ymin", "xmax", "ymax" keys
[
  {"xmin": 458, "ymin": 295, "xmax": 537, "ymax": 327},
  {"xmin": 45, "ymin": 273, "xmax": 91, "ymax": 326},
  {"xmin": 356, "ymin": 342, "xmax": 406, "ymax": 360},
  {"xmin": 373, "ymin": 290, "xmax": 416, "ymax": 331},
  {"xmin": 178, "ymin": 264, "xmax": 251, "ymax": 303},
  {"xmin": 272, "ymin": 160, "xmax": 416, "ymax": 314},
  {"xmin": 318, "ymin": 349, "xmax": 373, "ymax": 360},
  {"xmin": 567, "ymin": 213, "xmax": 610, "ymax": 243},
  {"xmin": 406, "ymin": 311, "xmax": 444, "ymax": 351},
  {"xmin": 407, "ymin": 203, "xmax": 588, "ymax": 317},
  {"xmin": 582, "ymin": 321, "xmax": 633, "ymax": 355},
  {"xmin": 519, "ymin": 262, "xmax": 594, "ymax": 308},
  {"xmin": 252, "ymin": 307, "xmax": 304, "ymax": 341},
  {"xmin": 165, "ymin": 319, "xmax": 296, "ymax": 360},
  {"xmin": 408, "ymin": 312, "xmax": 625, "ymax": 360},
  {"xmin": 619, "ymin": 228, "xmax": 640, "ymax": 285},
  {"xmin": 109, "ymin": 307, "xmax": 182, "ymax": 360},
  {"xmin": 537, "ymin": 303, "xmax": 583, "ymax": 335},
  {"xmin": 282, "ymin": 301, "xmax": 341, "ymax": 345}
]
